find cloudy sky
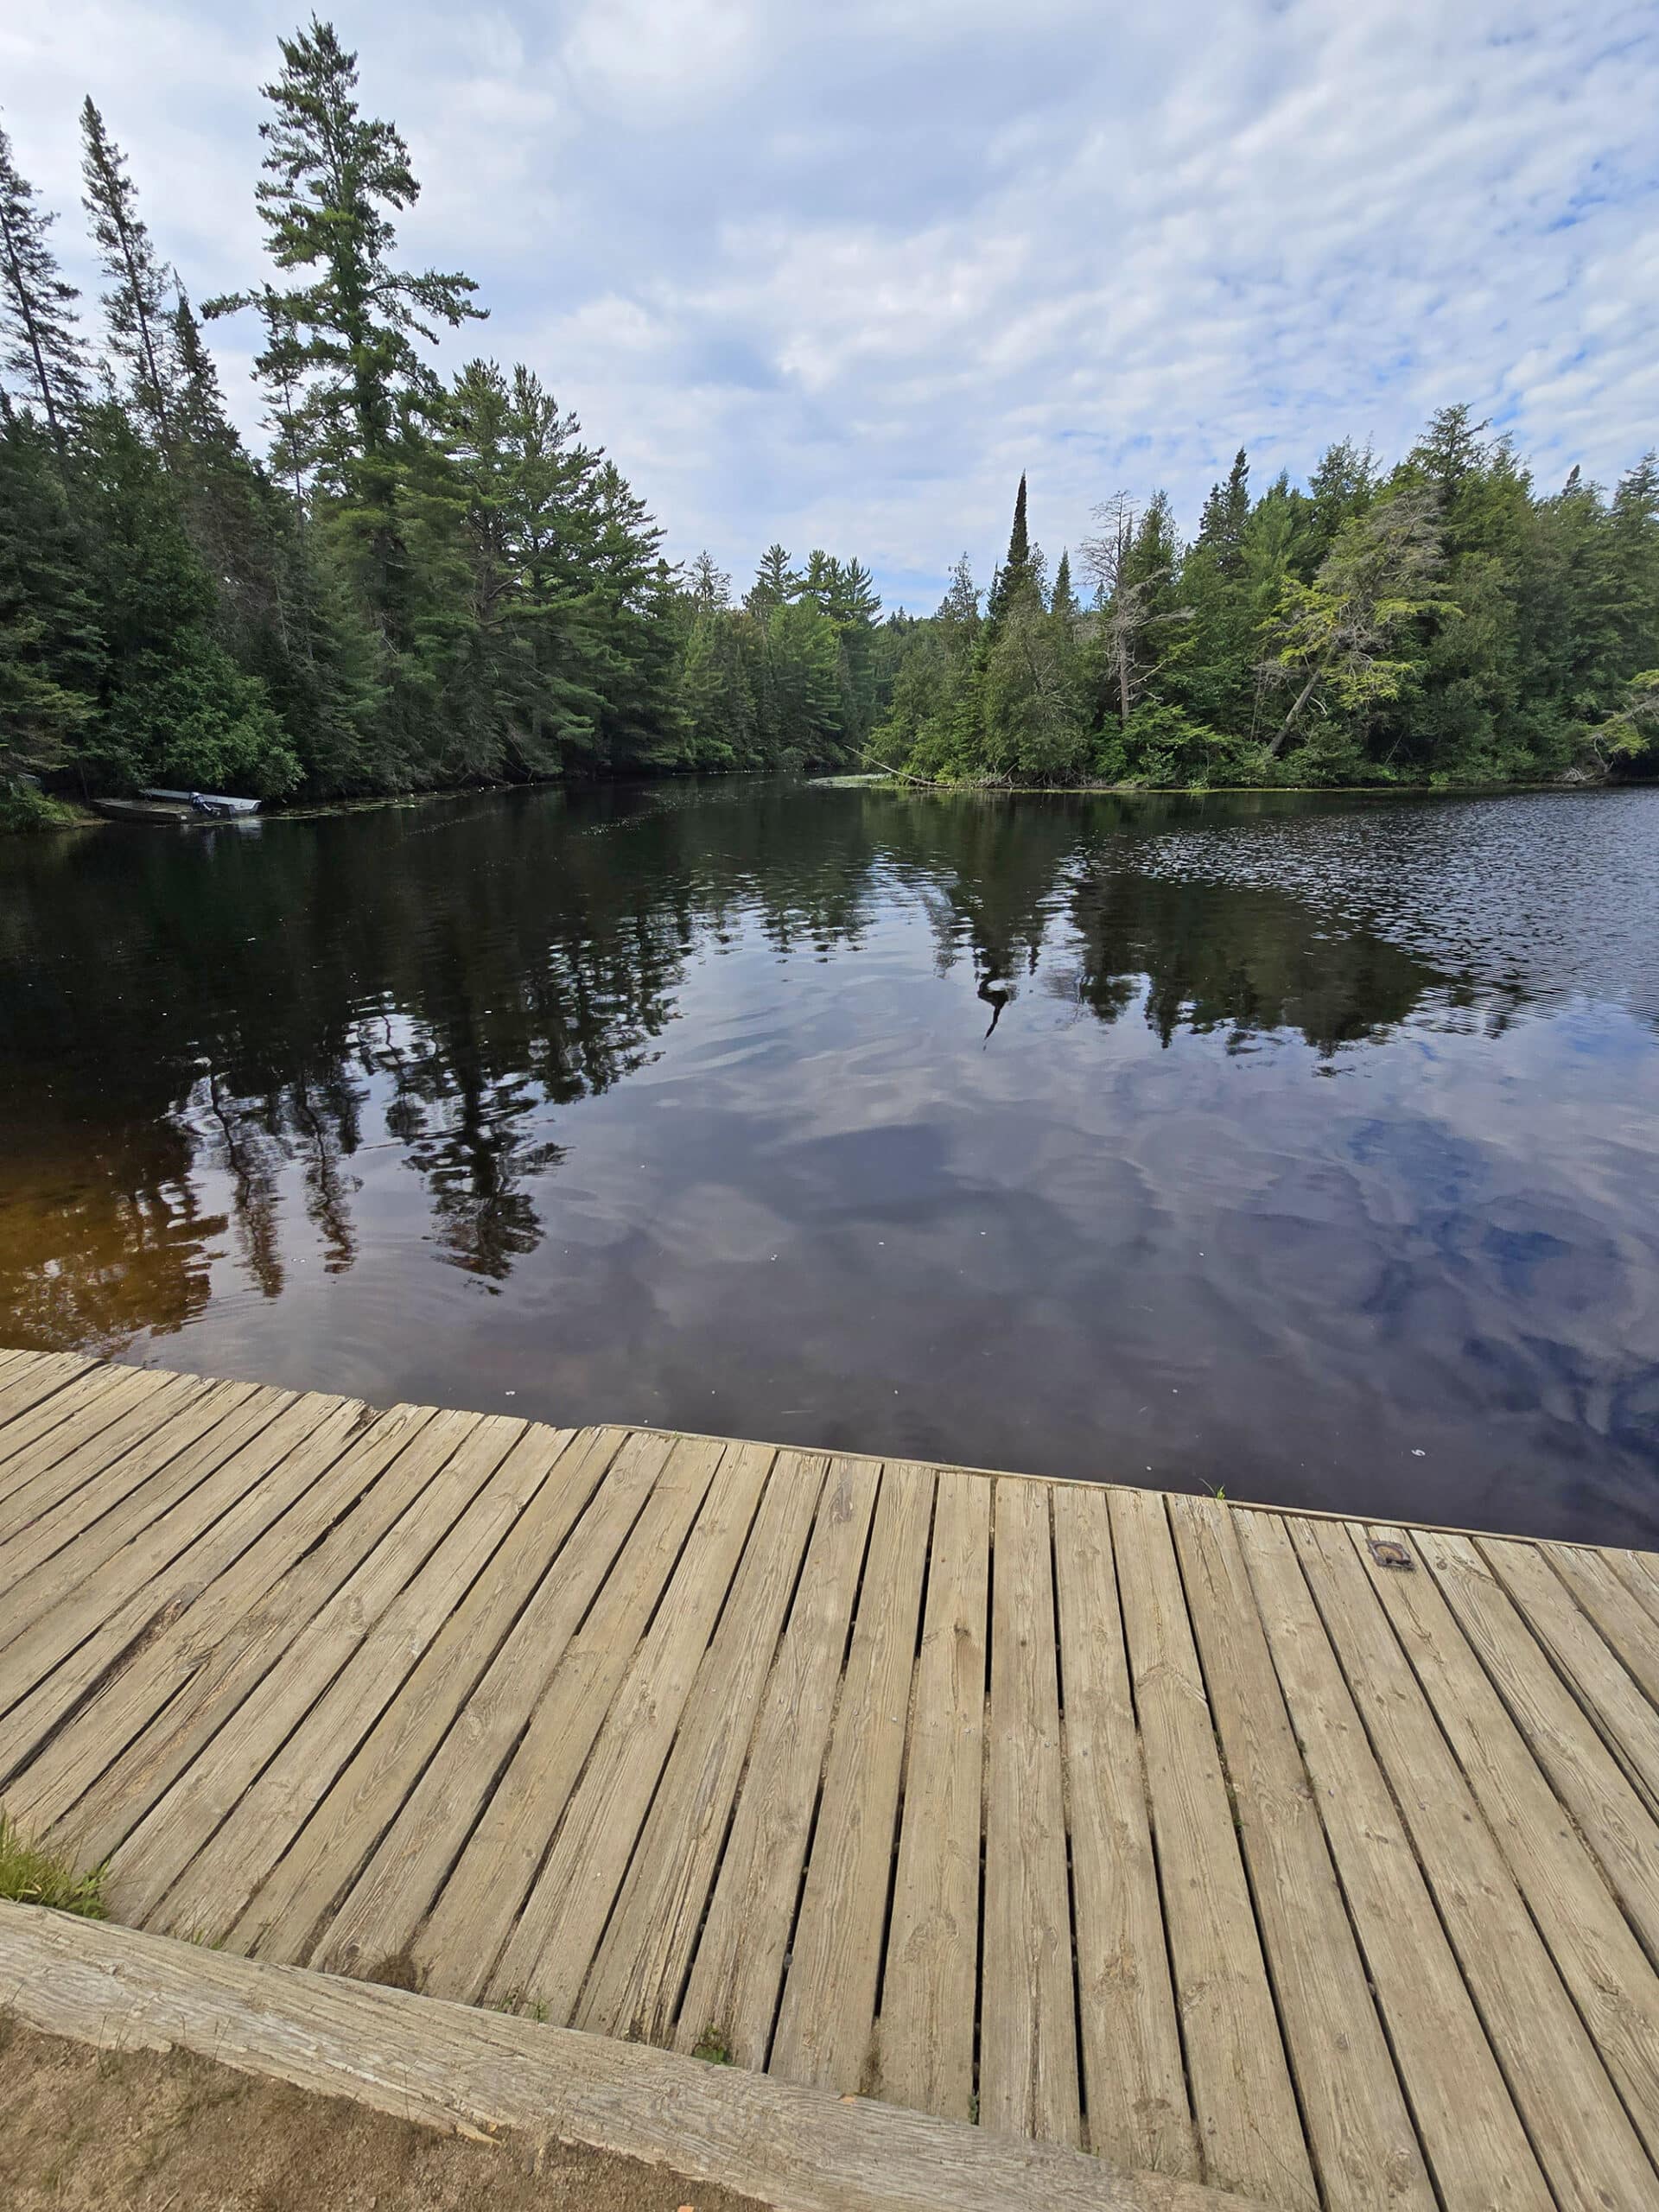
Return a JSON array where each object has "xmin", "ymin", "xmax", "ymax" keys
[{"xmin": 4, "ymin": 0, "xmax": 1656, "ymax": 609}]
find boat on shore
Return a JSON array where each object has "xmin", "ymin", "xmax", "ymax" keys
[
  {"xmin": 92, "ymin": 791, "xmax": 263, "ymax": 827},
  {"xmin": 141, "ymin": 788, "xmax": 262, "ymax": 817},
  {"xmin": 90, "ymin": 797, "xmax": 254, "ymax": 828}
]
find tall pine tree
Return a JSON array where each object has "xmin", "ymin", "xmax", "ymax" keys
[
  {"xmin": 206, "ymin": 17, "xmax": 485, "ymax": 619},
  {"xmin": 0, "ymin": 124, "xmax": 88, "ymax": 452},
  {"xmin": 80, "ymin": 99, "xmax": 176, "ymax": 448}
]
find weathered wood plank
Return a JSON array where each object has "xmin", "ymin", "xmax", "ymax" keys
[
  {"xmin": 1542, "ymin": 1539, "xmax": 1659, "ymax": 1711},
  {"xmin": 410, "ymin": 1433, "xmax": 726, "ymax": 2002},
  {"xmin": 1288, "ymin": 1515, "xmax": 1656, "ymax": 2209},
  {"xmin": 0, "ymin": 1905, "xmax": 1261, "ymax": 2212},
  {"xmin": 0, "ymin": 1382, "xmax": 286, "ymax": 1690},
  {"xmin": 1111, "ymin": 1485, "xmax": 1314, "ymax": 2209},
  {"xmin": 771, "ymin": 1460, "xmax": 934, "ymax": 2100},
  {"xmin": 148, "ymin": 1414, "xmax": 535, "ymax": 1946},
  {"xmin": 313, "ymin": 1427, "xmax": 661, "ymax": 1979},
  {"xmin": 978, "ymin": 1477, "xmax": 1080, "ymax": 2147},
  {"xmin": 1609, "ymin": 1544, "xmax": 1659, "ymax": 1629},
  {"xmin": 874, "ymin": 1471, "xmax": 989, "ymax": 2126},
  {"xmin": 228, "ymin": 1420, "xmax": 603, "ymax": 1965},
  {"xmin": 675, "ymin": 1455, "xmax": 880, "ymax": 2070},
  {"xmin": 1388, "ymin": 1527, "xmax": 1659, "ymax": 2091},
  {"xmin": 0, "ymin": 1377, "xmax": 252, "ymax": 1621},
  {"xmin": 1477, "ymin": 1532, "xmax": 1659, "ymax": 1817},
  {"xmin": 1052, "ymin": 1483, "xmax": 1193, "ymax": 2179},
  {"xmin": 1234, "ymin": 1512, "xmax": 1549, "ymax": 2212},
  {"xmin": 3, "ymin": 1402, "xmax": 429, "ymax": 1833},
  {"xmin": 0, "ymin": 1379, "xmax": 275, "ymax": 1630},
  {"xmin": 27, "ymin": 1405, "xmax": 445, "ymax": 1866},
  {"xmin": 0, "ymin": 1389, "xmax": 351, "ymax": 1784},
  {"xmin": 577, "ymin": 1450, "xmax": 830, "ymax": 2048},
  {"xmin": 0, "ymin": 1366, "xmax": 198, "ymax": 1550},
  {"xmin": 105, "ymin": 1409, "xmax": 498, "ymax": 1926},
  {"xmin": 0, "ymin": 1351, "xmax": 99, "ymax": 1465},
  {"xmin": 0, "ymin": 1361, "xmax": 137, "ymax": 1494},
  {"xmin": 489, "ymin": 1440, "xmax": 778, "ymax": 2018},
  {"xmin": 1168, "ymin": 1496, "xmax": 1431, "ymax": 2210},
  {"xmin": 5, "ymin": 1344, "xmax": 1659, "ymax": 2209}
]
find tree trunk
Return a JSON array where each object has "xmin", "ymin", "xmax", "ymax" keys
[
  {"xmin": 116, "ymin": 219, "xmax": 170, "ymax": 449},
  {"xmin": 0, "ymin": 226, "xmax": 64, "ymax": 452},
  {"xmin": 1269, "ymin": 662, "xmax": 1325, "ymax": 756}
]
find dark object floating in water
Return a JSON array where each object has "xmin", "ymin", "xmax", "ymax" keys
[{"xmin": 1366, "ymin": 1536, "xmax": 1415, "ymax": 1570}]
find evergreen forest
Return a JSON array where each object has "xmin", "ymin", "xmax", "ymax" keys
[{"xmin": 3, "ymin": 17, "xmax": 1656, "ymax": 828}]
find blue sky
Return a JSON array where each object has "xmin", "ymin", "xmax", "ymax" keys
[{"xmin": 4, "ymin": 0, "xmax": 1656, "ymax": 610}]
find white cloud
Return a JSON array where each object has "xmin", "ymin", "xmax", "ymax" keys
[{"xmin": 4, "ymin": 0, "xmax": 1656, "ymax": 609}]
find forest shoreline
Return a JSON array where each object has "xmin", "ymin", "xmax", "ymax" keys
[
  {"xmin": 5, "ymin": 760, "xmax": 1652, "ymax": 837},
  {"xmin": 4, "ymin": 21, "xmax": 1656, "ymax": 832}
]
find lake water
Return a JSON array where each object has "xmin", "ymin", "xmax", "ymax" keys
[{"xmin": 2, "ymin": 779, "xmax": 1655, "ymax": 1544}]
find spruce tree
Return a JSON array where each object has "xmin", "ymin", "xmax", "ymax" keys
[
  {"xmin": 1197, "ymin": 449, "xmax": 1249, "ymax": 571},
  {"xmin": 171, "ymin": 293, "xmax": 233, "ymax": 451},
  {"xmin": 1306, "ymin": 439, "xmax": 1376, "ymax": 558},
  {"xmin": 0, "ymin": 416, "xmax": 105, "ymax": 785},
  {"xmin": 79, "ymin": 99, "xmax": 175, "ymax": 448},
  {"xmin": 0, "ymin": 124, "xmax": 88, "ymax": 452},
  {"xmin": 988, "ymin": 473, "xmax": 1033, "ymax": 619},
  {"xmin": 1051, "ymin": 549, "xmax": 1076, "ymax": 620},
  {"xmin": 82, "ymin": 403, "xmax": 301, "ymax": 796},
  {"xmin": 1007, "ymin": 472, "xmax": 1030, "ymax": 570}
]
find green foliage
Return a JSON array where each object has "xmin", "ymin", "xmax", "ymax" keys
[
  {"xmin": 206, "ymin": 22, "xmax": 483, "ymax": 508},
  {"xmin": 881, "ymin": 436, "xmax": 1659, "ymax": 791},
  {"xmin": 0, "ymin": 18, "xmax": 702, "ymax": 805},
  {"xmin": 80, "ymin": 99, "xmax": 176, "ymax": 446},
  {"xmin": 1107, "ymin": 703, "xmax": 1273, "ymax": 789},
  {"xmin": 0, "ymin": 123, "xmax": 89, "ymax": 449},
  {"xmin": 981, "ymin": 588, "xmax": 1086, "ymax": 779},
  {"xmin": 0, "ymin": 1808, "xmax": 108, "ymax": 1916},
  {"xmin": 3, "ymin": 26, "xmax": 1656, "ymax": 810},
  {"xmin": 669, "ymin": 540, "xmax": 884, "ymax": 773},
  {"xmin": 1261, "ymin": 489, "xmax": 1458, "ymax": 755},
  {"xmin": 987, "ymin": 472, "xmax": 1034, "ymax": 620},
  {"xmin": 0, "ymin": 782, "xmax": 80, "ymax": 831},
  {"xmin": 1584, "ymin": 669, "xmax": 1659, "ymax": 770},
  {"xmin": 81, "ymin": 406, "xmax": 301, "ymax": 798},
  {"xmin": 0, "ymin": 417, "xmax": 103, "ymax": 782}
]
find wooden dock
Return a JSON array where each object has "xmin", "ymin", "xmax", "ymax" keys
[{"xmin": 3, "ymin": 1345, "xmax": 1659, "ymax": 2210}]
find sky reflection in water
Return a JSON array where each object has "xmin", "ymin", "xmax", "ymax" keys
[{"xmin": 1, "ymin": 781, "xmax": 1655, "ymax": 1545}]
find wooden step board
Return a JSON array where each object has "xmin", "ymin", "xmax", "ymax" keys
[
  {"xmin": 0, "ymin": 1905, "xmax": 1252, "ymax": 2212},
  {"xmin": 3, "ymin": 1346, "xmax": 1659, "ymax": 2210}
]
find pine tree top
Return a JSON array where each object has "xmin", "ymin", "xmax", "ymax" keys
[{"xmin": 1006, "ymin": 473, "xmax": 1029, "ymax": 571}]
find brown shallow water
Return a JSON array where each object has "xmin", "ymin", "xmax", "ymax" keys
[{"xmin": 1, "ymin": 779, "xmax": 1655, "ymax": 1544}]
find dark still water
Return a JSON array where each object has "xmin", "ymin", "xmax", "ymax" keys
[{"xmin": 2, "ymin": 781, "xmax": 1656, "ymax": 1544}]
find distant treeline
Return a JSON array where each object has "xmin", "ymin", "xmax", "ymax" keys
[
  {"xmin": 876, "ymin": 436, "xmax": 1659, "ymax": 791},
  {"xmin": 2, "ymin": 20, "xmax": 1656, "ymax": 825}
]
